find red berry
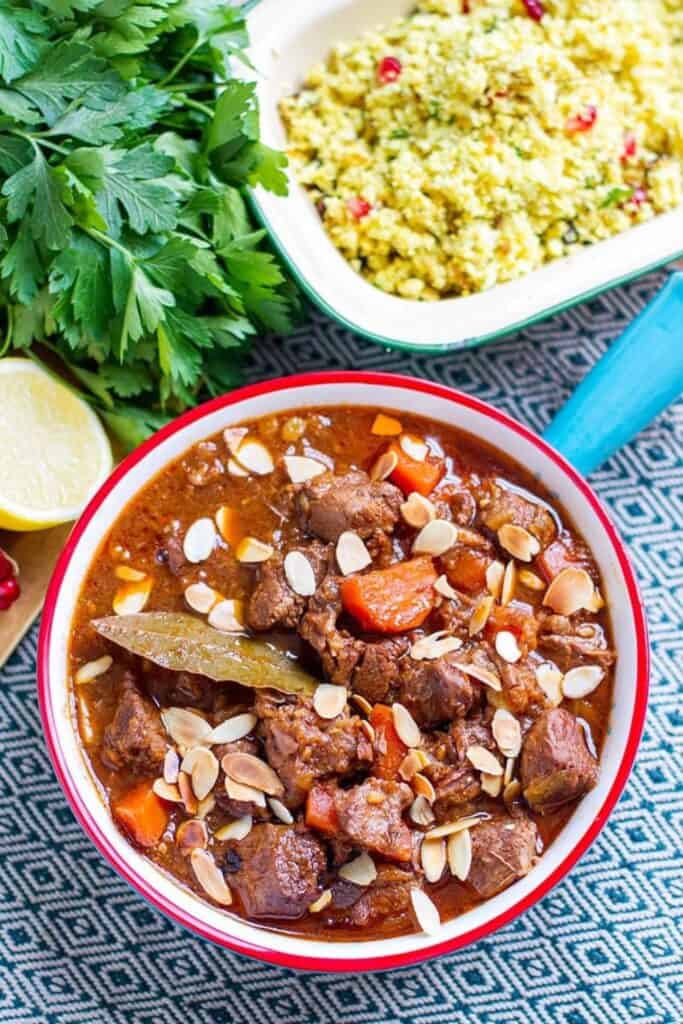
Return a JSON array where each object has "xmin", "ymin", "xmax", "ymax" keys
[
  {"xmin": 621, "ymin": 133, "xmax": 637, "ymax": 162},
  {"xmin": 0, "ymin": 576, "xmax": 20, "ymax": 611},
  {"xmin": 0, "ymin": 549, "xmax": 13, "ymax": 582},
  {"xmin": 347, "ymin": 197, "xmax": 372, "ymax": 220},
  {"xmin": 522, "ymin": 0, "xmax": 544, "ymax": 20},
  {"xmin": 378, "ymin": 56, "xmax": 402, "ymax": 84},
  {"xmin": 566, "ymin": 104, "xmax": 598, "ymax": 133}
]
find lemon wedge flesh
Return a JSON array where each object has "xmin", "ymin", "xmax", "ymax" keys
[{"xmin": 0, "ymin": 359, "xmax": 113, "ymax": 530}]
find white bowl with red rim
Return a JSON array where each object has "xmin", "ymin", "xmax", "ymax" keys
[{"xmin": 38, "ymin": 371, "xmax": 648, "ymax": 972}]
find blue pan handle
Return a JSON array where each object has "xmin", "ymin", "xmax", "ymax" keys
[{"xmin": 543, "ymin": 271, "xmax": 683, "ymax": 476}]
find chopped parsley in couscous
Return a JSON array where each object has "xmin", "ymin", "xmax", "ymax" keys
[{"xmin": 280, "ymin": 0, "xmax": 683, "ymax": 300}]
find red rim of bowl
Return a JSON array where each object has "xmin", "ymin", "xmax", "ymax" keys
[{"xmin": 37, "ymin": 370, "xmax": 649, "ymax": 973}]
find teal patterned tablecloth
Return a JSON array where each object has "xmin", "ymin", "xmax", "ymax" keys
[{"xmin": 1, "ymin": 270, "xmax": 682, "ymax": 1024}]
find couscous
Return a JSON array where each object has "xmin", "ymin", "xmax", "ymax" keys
[{"xmin": 281, "ymin": 0, "xmax": 683, "ymax": 300}]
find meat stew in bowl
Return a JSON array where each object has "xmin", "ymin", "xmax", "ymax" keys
[{"xmin": 69, "ymin": 406, "xmax": 615, "ymax": 939}]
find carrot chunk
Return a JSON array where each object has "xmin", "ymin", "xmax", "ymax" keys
[
  {"xmin": 370, "ymin": 704, "xmax": 408, "ymax": 780},
  {"xmin": 306, "ymin": 784, "xmax": 339, "ymax": 835},
  {"xmin": 445, "ymin": 548, "xmax": 491, "ymax": 593},
  {"xmin": 387, "ymin": 441, "xmax": 444, "ymax": 496},
  {"xmin": 340, "ymin": 556, "xmax": 438, "ymax": 633},
  {"xmin": 112, "ymin": 780, "xmax": 169, "ymax": 848}
]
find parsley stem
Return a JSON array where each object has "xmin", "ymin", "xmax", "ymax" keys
[
  {"xmin": 0, "ymin": 306, "xmax": 12, "ymax": 357},
  {"xmin": 166, "ymin": 81, "xmax": 231, "ymax": 93},
  {"xmin": 83, "ymin": 226, "xmax": 134, "ymax": 260},
  {"xmin": 179, "ymin": 96, "xmax": 214, "ymax": 118},
  {"xmin": 159, "ymin": 41, "xmax": 201, "ymax": 87},
  {"xmin": 11, "ymin": 130, "xmax": 69, "ymax": 156}
]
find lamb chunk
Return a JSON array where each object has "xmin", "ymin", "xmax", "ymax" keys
[
  {"xmin": 486, "ymin": 602, "xmax": 539, "ymax": 656},
  {"xmin": 163, "ymin": 533, "xmax": 186, "ymax": 576},
  {"xmin": 229, "ymin": 824, "xmax": 325, "ymax": 919},
  {"xmin": 442, "ymin": 544, "xmax": 494, "ymax": 594},
  {"xmin": 436, "ymin": 484, "xmax": 477, "ymax": 527},
  {"xmin": 495, "ymin": 657, "xmax": 548, "ymax": 715},
  {"xmin": 468, "ymin": 815, "xmax": 538, "ymax": 899},
  {"xmin": 398, "ymin": 653, "xmax": 478, "ymax": 728},
  {"xmin": 335, "ymin": 865, "xmax": 414, "ymax": 928},
  {"xmin": 521, "ymin": 708, "xmax": 598, "ymax": 814},
  {"xmin": 296, "ymin": 470, "xmax": 402, "ymax": 542},
  {"xmin": 298, "ymin": 575, "xmax": 365, "ymax": 684},
  {"xmin": 143, "ymin": 667, "xmax": 215, "ymax": 711},
  {"xmin": 424, "ymin": 761, "xmax": 481, "ymax": 823},
  {"xmin": 352, "ymin": 638, "xmax": 407, "ymax": 705},
  {"xmin": 255, "ymin": 691, "xmax": 373, "ymax": 808},
  {"xmin": 432, "ymin": 592, "xmax": 478, "ymax": 635},
  {"xmin": 535, "ymin": 536, "xmax": 593, "ymax": 582},
  {"xmin": 539, "ymin": 617, "xmax": 616, "ymax": 673},
  {"xmin": 451, "ymin": 709, "xmax": 495, "ymax": 761},
  {"xmin": 102, "ymin": 673, "xmax": 167, "ymax": 775},
  {"xmin": 332, "ymin": 778, "xmax": 413, "ymax": 862},
  {"xmin": 247, "ymin": 541, "xmax": 331, "ymax": 631},
  {"xmin": 478, "ymin": 479, "xmax": 556, "ymax": 547}
]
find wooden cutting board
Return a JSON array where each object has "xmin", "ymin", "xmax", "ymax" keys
[{"xmin": 0, "ymin": 524, "xmax": 72, "ymax": 667}]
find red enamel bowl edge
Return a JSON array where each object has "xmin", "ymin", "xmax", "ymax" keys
[{"xmin": 37, "ymin": 370, "xmax": 649, "ymax": 973}]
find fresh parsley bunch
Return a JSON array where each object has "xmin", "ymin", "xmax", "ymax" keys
[{"xmin": 0, "ymin": 0, "xmax": 298, "ymax": 446}]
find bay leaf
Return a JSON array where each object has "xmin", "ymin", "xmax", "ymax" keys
[{"xmin": 92, "ymin": 612, "xmax": 317, "ymax": 696}]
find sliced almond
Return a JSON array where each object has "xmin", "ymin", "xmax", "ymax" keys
[
  {"xmin": 190, "ymin": 848, "xmax": 232, "ymax": 905},
  {"xmin": 369, "ymin": 448, "xmax": 398, "ymax": 482},
  {"xmin": 543, "ymin": 567, "xmax": 595, "ymax": 616},
  {"xmin": 182, "ymin": 746, "xmax": 219, "ymax": 801},
  {"xmin": 163, "ymin": 747, "xmax": 180, "ymax": 785},
  {"xmin": 114, "ymin": 565, "xmax": 147, "ymax": 582},
  {"xmin": 336, "ymin": 531, "xmax": 372, "ymax": 576},
  {"xmin": 399, "ymin": 749, "xmax": 429, "ymax": 781},
  {"xmin": 360, "ymin": 720, "xmax": 375, "ymax": 743},
  {"xmin": 215, "ymin": 506, "xmax": 243, "ymax": 546},
  {"xmin": 185, "ymin": 582, "xmax": 221, "ymax": 614},
  {"xmin": 227, "ymin": 457, "xmax": 249, "ymax": 477},
  {"xmin": 504, "ymin": 756, "xmax": 515, "ymax": 786},
  {"xmin": 413, "ymin": 519, "xmax": 457, "ymax": 556},
  {"xmin": 421, "ymin": 838, "xmax": 446, "ymax": 883},
  {"xmin": 75, "ymin": 655, "xmax": 113, "ymax": 685},
  {"xmin": 392, "ymin": 702, "xmax": 421, "ymax": 747},
  {"xmin": 309, "ymin": 889, "xmax": 333, "ymax": 913},
  {"xmin": 234, "ymin": 438, "xmax": 273, "ymax": 476},
  {"xmin": 425, "ymin": 812, "xmax": 487, "ymax": 840},
  {"xmin": 223, "ymin": 776, "xmax": 266, "ymax": 808},
  {"xmin": 413, "ymin": 773, "xmax": 436, "ymax": 802},
  {"xmin": 208, "ymin": 598, "xmax": 246, "ymax": 633},
  {"xmin": 447, "ymin": 828, "xmax": 472, "ymax": 881},
  {"xmin": 205, "ymin": 713, "xmax": 257, "ymax": 745},
  {"xmin": 410, "ymin": 794, "xmax": 436, "ymax": 827},
  {"xmin": 503, "ymin": 779, "xmax": 522, "ymax": 806},
  {"xmin": 339, "ymin": 852, "xmax": 377, "ymax": 887},
  {"xmin": 152, "ymin": 778, "xmax": 183, "ymax": 803},
  {"xmin": 223, "ymin": 427, "xmax": 248, "ymax": 455},
  {"xmin": 196, "ymin": 793, "xmax": 215, "ymax": 819},
  {"xmin": 562, "ymin": 664, "xmax": 604, "ymax": 699},
  {"xmin": 495, "ymin": 630, "xmax": 522, "ymax": 664},
  {"xmin": 283, "ymin": 454, "xmax": 327, "ymax": 484},
  {"xmin": 486, "ymin": 560, "xmax": 505, "ymax": 600},
  {"xmin": 467, "ymin": 744, "xmax": 503, "ymax": 776},
  {"xmin": 400, "ymin": 433, "xmax": 428, "ymax": 462},
  {"xmin": 586, "ymin": 587, "xmax": 605, "ymax": 612},
  {"xmin": 410, "ymin": 631, "xmax": 463, "ymax": 661},
  {"xmin": 176, "ymin": 819, "xmax": 208, "ymax": 856},
  {"xmin": 469, "ymin": 594, "xmax": 494, "ymax": 636},
  {"xmin": 234, "ymin": 537, "xmax": 274, "ymax": 563},
  {"xmin": 313, "ymin": 683, "xmax": 347, "ymax": 720},
  {"xmin": 518, "ymin": 569, "xmax": 546, "ymax": 591},
  {"xmin": 497, "ymin": 524, "xmax": 541, "ymax": 562},
  {"xmin": 481, "ymin": 771, "xmax": 503, "ymax": 797},
  {"xmin": 183, "ymin": 518, "xmax": 217, "ymax": 564},
  {"xmin": 352, "ymin": 693, "xmax": 373, "ymax": 716},
  {"xmin": 268, "ymin": 797, "xmax": 294, "ymax": 824},
  {"xmin": 371, "ymin": 413, "xmax": 403, "ymax": 436},
  {"xmin": 215, "ymin": 815, "xmax": 253, "ymax": 841},
  {"xmin": 283, "ymin": 550, "xmax": 317, "ymax": 596},
  {"xmin": 401, "ymin": 492, "xmax": 436, "ymax": 529},
  {"xmin": 112, "ymin": 577, "xmax": 152, "ymax": 616},
  {"xmin": 454, "ymin": 661, "xmax": 502, "ymax": 691},
  {"xmin": 434, "ymin": 574, "xmax": 458, "ymax": 600},
  {"xmin": 178, "ymin": 771, "xmax": 199, "ymax": 814},
  {"xmin": 162, "ymin": 708, "xmax": 211, "ymax": 748},
  {"xmin": 492, "ymin": 709, "xmax": 522, "ymax": 758},
  {"xmin": 535, "ymin": 662, "xmax": 564, "ymax": 705},
  {"xmin": 501, "ymin": 559, "xmax": 516, "ymax": 606},
  {"xmin": 221, "ymin": 752, "xmax": 284, "ymax": 797},
  {"xmin": 410, "ymin": 888, "xmax": 441, "ymax": 935}
]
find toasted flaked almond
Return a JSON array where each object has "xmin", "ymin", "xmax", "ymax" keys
[
  {"xmin": 434, "ymin": 574, "xmax": 458, "ymax": 600},
  {"xmin": 215, "ymin": 815, "xmax": 253, "ymax": 841},
  {"xmin": 413, "ymin": 772, "xmax": 436, "ymax": 802},
  {"xmin": 75, "ymin": 655, "xmax": 113, "ymax": 685},
  {"xmin": 282, "ymin": 454, "xmax": 328, "ymax": 484},
  {"xmin": 162, "ymin": 707, "xmax": 211, "ymax": 748},
  {"xmin": 400, "ymin": 433, "xmax": 428, "ymax": 462},
  {"xmin": 370, "ymin": 448, "xmax": 398, "ymax": 482},
  {"xmin": 410, "ymin": 631, "xmax": 463, "ymax": 661},
  {"xmin": 586, "ymin": 587, "xmax": 605, "ymax": 612},
  {"xmin": 495, "ymin": 630, "xmax": 522, "ymax": 664},
  {"xmin": 421, "ymin": 838, "xmax": 446, "ymax": 883},
  {"xmin": 183, "ymin": 518, "xmax": 217, "ymax": 564},
  {"xmin": 309, "ymin": 889, "xmax": 333, "ymax": 913},
  {"xmin": 497, "ymin": 524, "xmax": 541, "ymax": 562},
  {"xmin": 485, "ymin": 560, "xmax": 505, "ymax": 600},
  {"xmin": 413, "ymin": 519, "xmax": 457, "ymax": 556},
  {"xmin": 163, "ymin": 748, "xmax": 180, "ymax": 785},
  {"xmin": 223, "ymin": 775, "xmax": 266, "ymax": 808},
  {"xmin": 234, "ymin": 537, "xmax": 274, "ymax": 563},
  {"xmin": 352, "ymin": 693, "xmax": 373, "ymax": 716},
  {"xmin": 481, "ymin": 771, "xmax": 503, "ymax": 797},
  {"xmin": 336, "ymin": 531, "xmax": 372, "ymax": 576},
  {"xmin": 223, "ymin": 427, "xmax": 248, "ymax": 455},
  {"xmin": 492, "ymin": 709, "xmax": 522, "ymax": 758},
  {"xmin": 178, "ymin": 771, "xmax": 199, "ymax": 814},
  {"xmin": 268, "ymin": 797, "xmax": 294, "ymax": 824},
  {"xmin": 339, "ymin": 852, "xmax": 377, "ymax": 887},
  {"xmin": 543, "ymin": 567, "xmax": 595, "ymax": 616},
  {"xmin": 112, "ymin": 577, "xmax": 152, "ymax": 615},
  {"xmin": 399, "ymin": 749, "xmax": 429, "ymax": 781},
  {"xmin": 313, "ymin": 683, "xmax": 347, "ymax": 720},
  {"xmin": 469, "ymin": 594, "xmax": 494, "ymax": 636},
  {"xmin": 360, "ymin": 720, "xmax": 376, "ymax": 743},
  {"xmin": 227, "ymin": 457, "xmax": 249, "ymax": 477},
  {"xmin": 114, "ymin": 565, "xmax": 147, "ymax": 582},
  {"xmin": 371, "ymin": 413, "xmax": 403, "ymax": 436},
  {"xmin": 501, "ymin": 559, "xmax": 516, "ymax": 606},
  {"xmin": 392, "ymin": 703, "xmax": 421, "ymax": 747},
  {"xmin": 518, "ymin": 569, "xmax": 546, "ymax": 591},
  {"xmin": 206, "ymin": 713, "xmax": 257, "ymax": 746},
  {"xmin": 410, "ymin": 888, "xmax": 441, "ymax": 935},
  {"xmin": 215, "ymin": 506, "xmax": 243, "ymax": 547},
  {"xmin": 208, "ymin": 598, "xmax": 245, "ymax": 633},
  {"xmin": 467, "ymin": 744, "xmax": 503, "ymax": 776},
  {"xmin": 454, "ymin": 661, "xmax": 502, "ymax": 691},
  {"xmin": 182, "ymin": 746, "xmax": 219, "ymax": 801},
  {"xmin": 234, "ymin": 438, "xmax": 273, "ymax": 476},
  {"xmin": 503, "ymin": 779, "xmax": 522, "ymax": 806},
  {"xmin": 176, "ymin": 819, "xmax": 208, "ymax": 856},
  {"xmin": 152, "ymin": 778, "xmax": 183, "ymax": 803},
  {"xmin": 447, "ymin": 828, "xmax": 472, "ymax": 881},
  {"xmin": 410, "ymin": 794, "xmax": 436, "ymax": 827},
  {"xmin": 190, "ymin": 848, "xmax": 232, "ymax": 905},
  {"xmin": 562, "ymin": 664, "xmax": 604, "ymax": 698},
  {"xmin": 185, "ymin": 582, "xmax": 221, "ymax": 614},
  {"xmin": 425, "ymin": 812, "xmax": 487, "ymax": 840},
  {"xmin": 196, "ymin": 793, "xmax": 215, "ymax": 820},
  {"xmin": 284, "ymin": 550, "xmax": 317, "ymax": 596},
  {"xmin": 401, "ymin": 492, "xmax": 436, "ymax": 529},
  {"xmin": 221, "ymin": 752, "xmax": 284, "ymax": 797},
  {"xmin": 535, "ymin": 662, "xmax": 564, "ymax": 705}
]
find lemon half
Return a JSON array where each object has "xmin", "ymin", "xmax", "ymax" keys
[{"xmin": 0, "ymin": 358, "xmax": 113, "ymax": 530}]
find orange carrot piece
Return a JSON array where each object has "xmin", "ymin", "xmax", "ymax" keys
[
  {"xmin": 305, "ymin": 784, "xmax": 338, "ymax": 835},
  {"xmin": 387, "ymin": 441, "xmax": 444, "ymax": 496},
  {"xmin": 445, "ymin": 548, "xmax": 491, "ymax": 593},
  {"xmin": 370, "ymin": 704, "xmax": 408, "ymax": 780},
  {"xmin": 340, "ymin": 556, "xmax": 438, "ymax": 634},
  {"xmin": 112, "ymin": 780, "xmax": 169, "ymax": 848}
]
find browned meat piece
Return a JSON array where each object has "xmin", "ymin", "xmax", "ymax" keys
[
  {"xmin": 539, "ymin": 617, "xmax": 616, "ymax": 672},
  {"xmin": 352, "ymin": 638, "xmax": 408, "ymax": 704},
  {"xmin": 296, "ymin": 470, "xmax": 402, "ymax": 542},
  {"xmin": 142, "ymin": 667, "xmax": 215, "ymax": 711},
  {"xmin": 424, "ymin": 761, "xmax": 481, "ymax": 823},
  {"xmin": 432, "ymin": 592, "xmax": 478, "ymax": 635},
  {"xmin": 247, "ymin": 541, "xmax": 331, "ymax": 631},
  {"xmin": 332, "ymin": 778, "xmax": 413, "ymax": 862},
  {"xmin": 468, "ymin": 815, "xmax": 538, "ymax": 899},
  {"xmin": 335, "ymin": 865, "xmax": 414, "ymax": 928},
  {"xmin": 298, "ymin": 575, "xmax": 365, "ymax": 684},
  {"xmin": 229, "ymin": 824, "xmax": 326, "ymax": 919},
  {"xmin": 535, "ymin": 535, "xmax": 593, "ymax": 582},
  {"xmin": 478, "ymin": 479, "xmax": 556, "ymax": 547},
  {"xmin": 255, "ymin": 691, "xmax": 373, "ymax": 808},
  {"xmin": 521, "ymin": 708, "xmax": 598, "ymax": 814},
  {"xmin": 451, "ymin": 709, "xmax": 495, "ymax": 761},
  {"xmin": 102, "ymin": 673, "xmax": 168, "ymax": 775},
  {"xmin": 398, "ymin": 653, "xmax": 478, "ymax": 728},
  {"xmin": 495, "ymin": 657, "xmax": 548, "ymax": 715},
  {"xmin": 163, "ymin": 533, "xmax": 186, "ymax": 576},
  {"xmin": 441, "ymin": 544, "xmax": 494, "ymax": 594},
  {"xmin": 486, "ymin": 602, "xmax": 539, "ymax": 656},
  {"xmin": 436, "ymin": 484, "xmax": 477, "ymax": 526}
]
